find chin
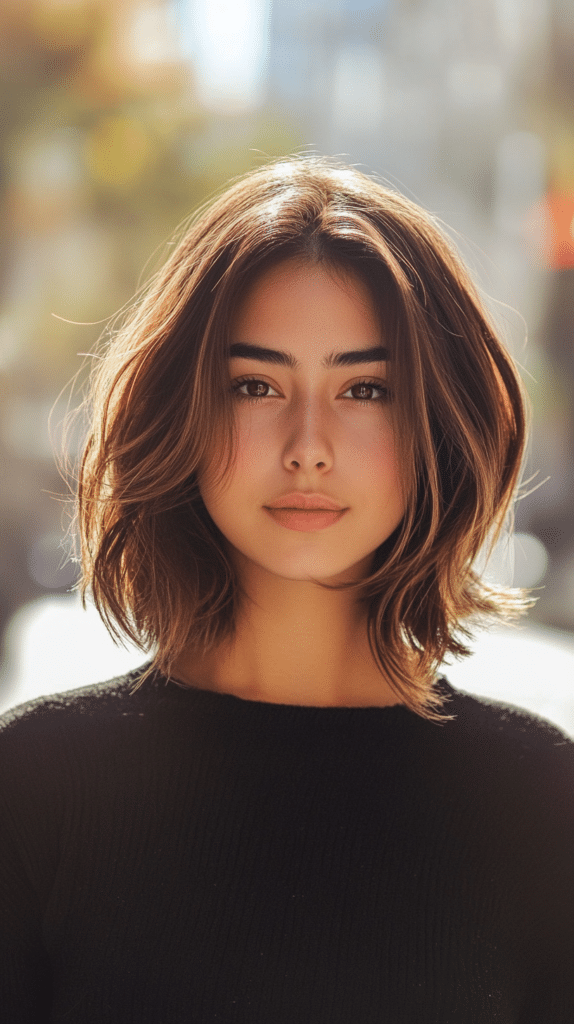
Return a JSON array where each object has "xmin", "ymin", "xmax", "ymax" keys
[
  {"xmin": 258, "ymin": 552, "xmax": 372, "ymax": 585},
  {"xmin": 227, "ymin": 536, "xmax": 377, "ymax": 585}
]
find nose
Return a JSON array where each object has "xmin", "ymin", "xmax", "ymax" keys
[{"xmin": 281, "ymin": 396, "xmax": 334, "ymax": 473}]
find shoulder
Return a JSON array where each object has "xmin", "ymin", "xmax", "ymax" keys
[
  {"xmin": 438, "ymin": 677, "xmax": 574, "ymax": 750},
  {"xmin": 1, "ymin": 664, "xmax": 149, "ymax": 726},
  {"xmin": 433, "ymin": 678, "xmax": 574, "ymax": 821},
  {"xmin": 0, "ymin": 665, "xmax": 160, "ymax": 773},
  {"xmin": 0, "ymin": 665, "xmax": 170, "ymax": 832}
]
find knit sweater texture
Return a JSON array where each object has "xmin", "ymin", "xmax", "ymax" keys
[{"xmin": 0, "ymin": 666, "xmax": 573, "ymax": 1023}]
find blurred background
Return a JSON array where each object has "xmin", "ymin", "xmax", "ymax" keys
[{"xmin": 1, "ymin": 0, "xmax": 573, "ymax": 729}]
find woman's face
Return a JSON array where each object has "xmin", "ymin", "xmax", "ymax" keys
[{"xmin": 199, "ymin": 259, "xmax": 406, "ymax": 585}]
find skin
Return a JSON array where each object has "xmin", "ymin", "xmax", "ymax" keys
[{"xmin": 174, "ymin": 259, "xmax": 407, "ymax": 706}]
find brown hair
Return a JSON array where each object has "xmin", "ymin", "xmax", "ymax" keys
[{"xmin": 76, "ymin": 154, "xmax": 533, "ymax": 719}]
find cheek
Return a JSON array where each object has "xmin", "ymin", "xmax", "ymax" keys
[
  {"xmin": 365, "ymin": 438, "xmax": 405, "ymax": 528},
  {"xmin": 198, "ymin": 406, "xmax": 258, "ymax": 489},
  {"xmin": 199, "ymin": 420, "xmax": 264, "ymax": 518},
  {"xmin": 346, "ymin": 420, "xmax": 401, "ymax": 484},
  {"xmin": 229, "ymin": 414, "xmax": 276, "ymax": 483}
]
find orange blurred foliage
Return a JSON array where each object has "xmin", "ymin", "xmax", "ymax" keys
[{"xmin": 527, "ymin": 190, "xmax": 574, "ymax": 271}]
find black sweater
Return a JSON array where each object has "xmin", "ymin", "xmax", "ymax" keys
[{"xmin": 1, "ymin": 667, "xmax": 573, "ymax": 1023}]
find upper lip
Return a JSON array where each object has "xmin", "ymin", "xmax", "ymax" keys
[{"xmin": 266, "ymin": 492, "xmax": 346, "ymax": 511}]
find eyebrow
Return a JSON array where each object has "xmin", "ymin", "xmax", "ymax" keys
[{"xmin": 228, "ymin": 342, "xmax": 389, "ymax": 369}]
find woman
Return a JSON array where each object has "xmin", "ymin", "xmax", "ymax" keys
[{"xmin": 1, "ymin": 155, "xmax": 572, "ymax": 1022}]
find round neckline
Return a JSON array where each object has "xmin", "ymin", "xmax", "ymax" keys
[{"xmin": 144, "ymin": 665, "xmax": 455, "ymax": 718}]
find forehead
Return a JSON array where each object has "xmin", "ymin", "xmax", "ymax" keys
[{"xmin": 231, "ymin": 260, "xmax": 381, "ymax": 352}]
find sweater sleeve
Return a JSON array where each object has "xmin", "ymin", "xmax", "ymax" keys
[
  {"xmin": 0, "ymin": 801, "xmax": 52, "ymax": 1020},
  {"xmin": 516, "ymin": 736, "xmax": 574, "ymax": 1023},
  {"xmin": 0, "ymin": 709, "xmax": 55, "ymax": 1022}
]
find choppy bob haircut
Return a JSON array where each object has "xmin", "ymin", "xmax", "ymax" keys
[{"xmin": 77, "ymin": 154, "xmax": 533, "ymax": 720}]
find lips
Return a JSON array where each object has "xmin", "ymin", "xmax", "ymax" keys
[
  {"xmin": 265, "ymin": 507, "xmax": 347, "ymax": 532},
  {"xmin": 266, "ymin": 492, "xmax": 345, "ymax": 511}
]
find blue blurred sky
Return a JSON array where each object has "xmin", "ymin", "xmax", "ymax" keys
[{"xmin": 174, "ymin": 0, "xmax": 271, "ymax": 108}]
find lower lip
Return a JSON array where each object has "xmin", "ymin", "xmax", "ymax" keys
[{"xmin": 265, "ymin": 508, "xmax": 347, "ymax": 532}]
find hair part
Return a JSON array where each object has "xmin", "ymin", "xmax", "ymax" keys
[{"xmin": 75, "ymin": 154, "xmax": 534, "ymax": 720}]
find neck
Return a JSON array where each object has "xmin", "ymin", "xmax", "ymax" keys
[{"xmin": 174, "ymin": 559, "xmax": 402, "ymax": 707}]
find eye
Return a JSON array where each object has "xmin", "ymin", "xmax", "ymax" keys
[
  {"xmin": 341, "ymin": 380, "xmax": 391, "ymax": 403},
  {"xmin": 231, "ymin": 377, "xmax": 280, "ymax": 401}
]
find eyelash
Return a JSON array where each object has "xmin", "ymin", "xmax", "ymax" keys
[{"xmin": 231, "ymin": 376, "xmax": 392, "ymax": 405}]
